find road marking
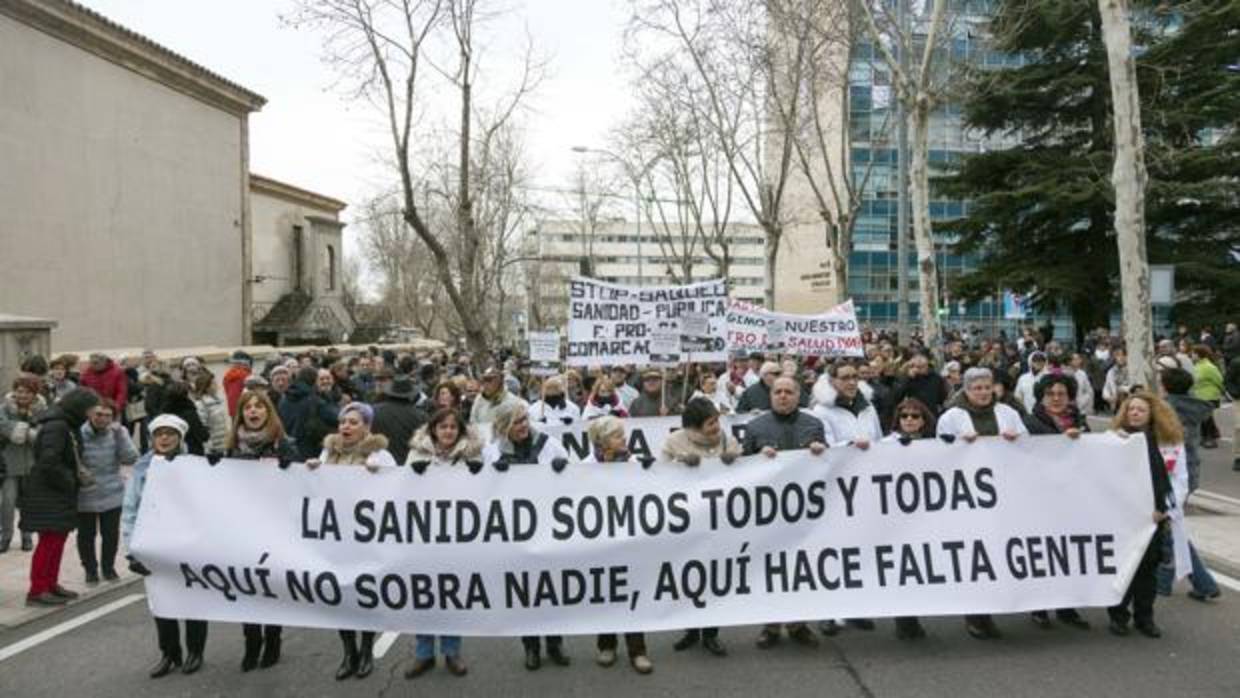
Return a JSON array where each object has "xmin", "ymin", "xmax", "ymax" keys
[
  {"xmin": 374, "ymin": 631, "xmax": 400, "ymax": 658},
  {"xmin": 1214, "ymin": 572, "xmax": 1240, "ymax": 593},
  {"xmin": 0, "ymin": 593, "xmax": 145, "ymax": 663}
]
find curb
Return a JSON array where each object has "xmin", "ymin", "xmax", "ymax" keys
[
  {"xmin": 1197, "ymin": 548, "xmax": 1240, "ymax": 583},
  {"xmin": 0, "ymin": 574, "xmax": 144, "ymax": 632}
]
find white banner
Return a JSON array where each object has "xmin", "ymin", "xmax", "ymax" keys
[
  {"xmin": 566, "ymin": 277, "xmax": 728, "ymax": 366},
  {"xmin": 726, "ymin": 299, "xmax": 864, "ymax": 357},
  {"xmin": 527, "ymin": 331, "xmax": 561, "ymax": 363},
  {"xmin": 130, "ymin": 435, "xmax": 1155, "ymax": 636}
]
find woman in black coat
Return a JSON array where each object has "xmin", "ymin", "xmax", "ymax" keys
[
  {"xmin": 216, "ymin": 390, "xmax": 298, "ymax": 672},
  {"xmin": 22, "ymin": 388, "xmax": 100, "ymax": 606}
]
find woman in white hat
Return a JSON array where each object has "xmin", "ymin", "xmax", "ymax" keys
[{"xmin": 121, "ymin": 413, "xmax": 210, "ymax": 678}]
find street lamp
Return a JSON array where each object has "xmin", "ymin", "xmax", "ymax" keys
[{"xmin": 571, "ymin": 145, "xmax": 661, "ymax": 286}]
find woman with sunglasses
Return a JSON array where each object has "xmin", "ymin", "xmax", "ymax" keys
[{"xmin": 882, "ymin": 397, "xmax": 938, "ymax": 640}]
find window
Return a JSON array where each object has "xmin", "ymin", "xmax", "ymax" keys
[{"xmin": 325, "ymin": 244, "xmax": 336, "ymax": 291}]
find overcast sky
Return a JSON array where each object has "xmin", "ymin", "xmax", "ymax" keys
[{"xmin": 78, "ymin": 0, "xmax": 635, "ymax": 252}]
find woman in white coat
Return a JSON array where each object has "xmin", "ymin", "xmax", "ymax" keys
[
  {"xmin": 936, "ymin": 367, "xmax": 1027, "ymax": 640},
  {"xmin": 526, "ymin": 376, "xmax": 582, "ymax": 427}
]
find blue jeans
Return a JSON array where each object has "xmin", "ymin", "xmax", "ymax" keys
[
  {"xmin": 415, "ymin": 634, "xmax": 461, "ymax": 660},
  {"xmin": 1158, "ymin": 532, "xmax": 1219, "ymax": 596}
]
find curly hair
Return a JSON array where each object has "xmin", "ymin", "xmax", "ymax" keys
[{"xmin": 1110, "ymin": 390, "xmax": 1184, "ymax": 446}]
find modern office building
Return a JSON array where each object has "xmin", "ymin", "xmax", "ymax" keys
[{"xmin": 524, "ymin": 219, "xmax": 767, "ymax": 330}]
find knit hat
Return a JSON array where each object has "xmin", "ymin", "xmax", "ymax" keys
[
  {"xmin": 149, "ymin": 413, "xmax": 189, "ymax": 438},
  {"xmin": 341, "ymin": 402, "xmax": 374, "ymax": 426},
  {"xmin": 230, "ymin": 350, "xmax": 253, "ymax": 367}
]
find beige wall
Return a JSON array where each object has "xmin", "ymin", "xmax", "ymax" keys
[
  {"xmin": 249, "ymin": 190, "xmax": 344, "ymax": 307},
  {"xmin": 0, "ymin": 13, "xmax": 245, "ymax": 351}
]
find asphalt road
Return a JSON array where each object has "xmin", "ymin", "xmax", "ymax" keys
[{"xmin": 2, "ymin": 577, "xmax": 1238, "ymax": 698}]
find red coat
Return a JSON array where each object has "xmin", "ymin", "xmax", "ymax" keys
[
  {"xmin": 79, "ymin": 360, "xmax": 127, "ymax": 409},
  {"xmin": 222, "ymin": 365, "xmax": 251, "ymax": 416}
]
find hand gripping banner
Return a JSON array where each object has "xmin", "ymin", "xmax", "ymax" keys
[{"xmin": 129, "ymin": 434, "xmax": 1156, "ymax": 636}]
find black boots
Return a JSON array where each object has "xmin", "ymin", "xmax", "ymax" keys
[
  {"xmin": 356, "ymin": 633, "xmax": 375, "ymax": 678},
  {"xmin": 335, "ymin": 631, "xmax": 373, "ymax": 680},
  {"xmin": 241, "ymin": 633, "xmax": 262, "ymax": 672},
  {"xmin": 149, "ymin": 654, "xmax": 182, "ymax": 679},
  {"xmin": 182, "ymin": 652, "xmax": 203, "ymax": 675},
  {"xmin": 260, "ymin": 628, "xmax": 282, "ymax": 668}
]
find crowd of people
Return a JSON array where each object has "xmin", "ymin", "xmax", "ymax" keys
[{"xmin": 0, "ymin": 319, "xmax": 1236, "ymax": 680}]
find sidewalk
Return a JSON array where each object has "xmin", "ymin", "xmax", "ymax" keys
[
  {"xmin": 0, "ymin": 531, "xmax": 140, "ymax": 630},
  {"xmin": 1188, "ymin": 490, "xmax": 1240, "ymax": 581}
]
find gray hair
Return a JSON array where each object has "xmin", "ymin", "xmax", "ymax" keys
[
  {"xmin": 587, "ymin": 415, "xmax": 625, "ymax": 447},
  {"xmin": 492, "ymin": 402, "xmax": 529, "ymax": 442},
  {"xmin": 962, "ymin": 367, "xmax": 993, "ymax": 388}
]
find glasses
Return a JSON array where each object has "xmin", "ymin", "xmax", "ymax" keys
[{"xmin": 898, "ymin": 413, "xmax": 923, "ymax": 420}]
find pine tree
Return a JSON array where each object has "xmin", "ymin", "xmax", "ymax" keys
[{"xmin": 939, "ymin": 1, "xmax": 1240, "ymax": 336}]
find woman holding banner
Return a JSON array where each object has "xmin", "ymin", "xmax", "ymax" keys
[
  {"xmin": 1024, "ymin": 374, "xmax": 1092, "ymax": 631},
  {"xmin": 883, "ymin": 397, "xmax": 938, "ymax": 640},
  {"xmin": 121, "ymin": 413, "xmax": 210, "ymax": 678},
  {"xmin": 218, "ymin": 390, "xmax": 298, "ymax": 672},
  {"xmin": 483, "ymin": 403, "xmax": 573, "ymax": 671},
  {"xmin": 404, "ymin": 408, "xmax": 484, "ymax": 679},
  {"xmin": 936, "ymin": 367, "xmax": 1028, "ymax": 640},
  {"xmin": 662, "ymin": 397, "xmax": 740, "ymax": 657},
  {"xmin": 1107, "ymin": 391, "xmax": 1175, "ymax": 638},
  {"xmin": 582, "ymin": 416, "xmax": 654, "ymax": 674},
  {"xmin": 305, "ymin": 402, "xmax": 398, "ymax": 680}
]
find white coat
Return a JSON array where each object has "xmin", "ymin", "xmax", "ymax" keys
[
  {"xmin": 936, "ymin": 402, "xmax": 1029, "ymax": 438},
  {"xmin": 1159, "ymin": 442, "xmax": 1192, "ymax": 581},
  {"xmin": 810, "ymin": 380, "xmax": 883, "ymax": 447},
  {"xmin": 527, "ymin": 400, "xmax": 581, "ymax": 427}
]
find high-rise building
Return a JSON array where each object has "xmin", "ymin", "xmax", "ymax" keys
[{"xmin": 524, "ymin": 219, "xmax": 768, "ymax": 330}]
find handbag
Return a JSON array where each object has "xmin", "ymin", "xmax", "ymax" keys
[
  {"xmin": 71, "ymin": 432, "xmax": 96, "ymax": 490},
  {"xmin": 125, "ymin": 400, "xmax": 147, "ymax": 423}
]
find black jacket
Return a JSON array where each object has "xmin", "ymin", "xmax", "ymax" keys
[
  {"xmin": 892, "ymin": 374, "xmax": 950, "ymax": 415},
  {"xmin": 742, "ymin": 409, "xmax": 826, "ymax": 455},
  {"xmin": 225, "ymin": 436, "xmax": 298, "ymax": 462},
  {"xmin": 21, "ymin": 390, "xmax": 99, "ymax": 533},
  {"xmin": 370, "ymin": 396, "xmax": 427, "ymax": 465},
  {"xmin": 1025, "ymin": 404, "xmax": 1088, "ymax": 435},
  {"xmin": 736, "ymin": 382, "xmax": 771, "ymax": 413},
  {"xmin": 279, "ymin": 383, "xmax": 339, "ymax": 461}
]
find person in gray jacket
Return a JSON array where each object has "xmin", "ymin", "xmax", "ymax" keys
[
  {"xmin": 0, "ymin": 374, "xmax": 47, "ymax": 552},
  {"xmin": 742, "ymin": 376, "xmax": 828, "ymax": 650},
  {"xmin": 77, "ymin": 398, "xmax": 138, "ymax": 584}
]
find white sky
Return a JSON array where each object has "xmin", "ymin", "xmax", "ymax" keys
[{"xmin": 77, "ymin": 0, "xmax": 635, "ymax": 252}]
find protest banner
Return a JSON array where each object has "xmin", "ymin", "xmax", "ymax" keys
[
  {"xmin": 727, "ymin": 300, "xmax": 864, "ymax": 357},
  {"xmin": 130, "ymin": 434, "xmax": 1155, "ymax": 636},
  {"xmin": 476, "ymin": 415, "xmax": 756, "ymax": 465},
  {"xmin": 566, "ymin": 277, "xmax": 728, "ymax": 366},
  {"xmin": 527, "ymin": 331, "xmax": 561, "ymax": 377}
]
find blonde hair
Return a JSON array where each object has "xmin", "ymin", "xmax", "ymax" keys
[
  {"xmin": 1110, "ymin": 390, "xmax": 1184, "ymax": 445},
  {"xmin": 587, "ymin": 416, "xmax": 625, "ymax": 449}
]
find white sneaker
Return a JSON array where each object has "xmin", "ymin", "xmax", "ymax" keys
[
  {"xmin": 630, "ymin": 654, "xmax": 653, "ymax": 674},
  {"xmin": 596, "ymin": 649, "xmax": 616, "ymax": 667}
]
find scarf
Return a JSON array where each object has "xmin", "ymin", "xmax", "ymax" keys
[
  {"xmin": 322, "ymin": 433, "xmax": 389, "ymax": 465},
  {"xmin": 233, "ymin": 426, "xmax": 274, "ymax": 457}
]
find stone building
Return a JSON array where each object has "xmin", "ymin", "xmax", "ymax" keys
[
  {"xmin": 0, "ymin": 0, "xmax": 264, "ymax": 350},
  {"xmin": 249, "ymin": 175, "xmax": 355, "ymax": 346}
]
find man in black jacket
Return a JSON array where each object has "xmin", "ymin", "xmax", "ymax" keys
[
  {"xmin": 279, "ymin": 368, "xmax": 339, "ymax": 461},
  {"xmin": 370, "ymin": 376, "xmax": 427, "ymax": 465},
  {"xmin": 735, "ymin": 361, "xmax": 780, "ymax": 413},
  {"xmin": 742, "ymin": 377, "xmax": 827, "ymax": 650},
  {"xmin": 892, "ymin": 353, "xmax": 949, "ymax": 414}
]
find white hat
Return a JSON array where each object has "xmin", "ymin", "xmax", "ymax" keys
[{"xmin": 148, "ymin": 414, "xmax": 188, "ymax": 438}]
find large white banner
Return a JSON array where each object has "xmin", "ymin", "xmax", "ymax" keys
[
  {"xmin": 129, "ymin": 435, "xmax": 1155, "ymax": 636},
  {"xmin": 726, "ymin": 299, "xmax": 864, "ymax": 357},
  {"xmin": 566, "ymin": 277, "xmax": 728, "ymax": 367}
]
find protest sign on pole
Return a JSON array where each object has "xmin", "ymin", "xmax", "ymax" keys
[
  {"xmin": 131, "ymin": 435, "xmax": 1154, "ymax": 636},
  {"xmin": 727, "ymin": 300, "xmax": 864, "ymax": 357},
  {"xmin": 527, "ymin": 331, "xmax": 561, "ymax": 377},
  {"xmin": 566, "ymin": 278, "xmax": 728, "ymax": 366}
]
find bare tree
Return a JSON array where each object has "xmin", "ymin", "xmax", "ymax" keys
[
  {"xmin": 626, "ymin": 0, "xmax": 794, "ymax": 307},
  {"xmin": 1098, "ymin": 0, "xmax": 1153, "ymax": 387},
  {"xmin": 860, "ymin": 0, "xmax": 954, "ymax": 357},
  {"xmin": 287, "ymin": 0, "xmax": 542, "ymax": 354}
]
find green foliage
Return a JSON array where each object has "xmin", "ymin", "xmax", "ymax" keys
[{"xmin": 938, "ymin": 0, "xmax": 1240, "ymax": 332}]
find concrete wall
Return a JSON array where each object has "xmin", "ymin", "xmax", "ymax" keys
[
  {"xmin": 249, "ymin": 192, "xmax": 302, "ymax": 307},
  {"xmin": 0, "ymin": 13, "xmax": 245, "ymax": 351}
]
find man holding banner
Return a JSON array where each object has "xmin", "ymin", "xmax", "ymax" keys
[{"xmin": 742, "ymin": 376, "xmax": 829, "ymax": 649}]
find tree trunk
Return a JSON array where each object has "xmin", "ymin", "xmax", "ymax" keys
[
  {"xmin": 908, "ymin": 101, "xmax": 942, "ymax": 359},
  {"xmin": 763, "ymin": 228, "xmax": 781, "ymax": 308},
  {"xmin": 1098, "ymin": 0, "xmax": 1154, "ymax": 389}
]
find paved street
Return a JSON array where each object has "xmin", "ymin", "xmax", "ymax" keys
[{"xmin": 1, "ymin": 571, "xmax": 1239, "ymax": 697}]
